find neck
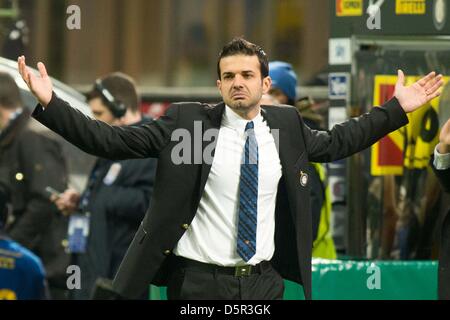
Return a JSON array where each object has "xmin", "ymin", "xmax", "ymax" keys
[
  {"xmin": 120, "ymin": 111, "xmax": 142, "ymax": 126},
  {"xmin": 0, "ymin": 108, "xmax": 14, "ymax": 130},
  {"xmin": 230, "ymin": 104, "xmax": 261, "ymax": 120}
]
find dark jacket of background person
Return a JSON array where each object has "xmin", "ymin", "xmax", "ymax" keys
[
  {"xmin": 0, "ymin": 109, "xmax": 69, "ymax": 295},
  {"xmin": 32, "ymin": 92, "xmax": 408, "ymax": 300},
  {"xmin": 72, "ymin": 118, "xmax": 157, "ymax": 300},
  {"xmin": 432, "ymin": 160, "xmax": 450, "ymax": 300}
]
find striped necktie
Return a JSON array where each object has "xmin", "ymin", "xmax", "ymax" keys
[{"xmin": 237, "ymin": 121, "xmax": 259, "ymax": 262}]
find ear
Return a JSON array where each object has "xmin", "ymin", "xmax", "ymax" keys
[
  {"xmin": 262, "ymin": 76, "xmax": 272, "ymax": 95},
  {"xmin": 216, "ymin": 79, "xmax": 223, "ymax": 96}
]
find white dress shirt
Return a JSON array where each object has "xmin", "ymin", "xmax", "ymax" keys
[
  {"xmin": 434, "ymin": 144, "xmax": 450, "ymax": 170},
  {"xmin": 174, "ymin": 106, "xmax": 282, "ymax": 266}
]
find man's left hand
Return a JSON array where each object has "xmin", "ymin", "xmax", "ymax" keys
[{"xmin": 394, "ymin": 70, "xmax": 444, "ymax": 113}]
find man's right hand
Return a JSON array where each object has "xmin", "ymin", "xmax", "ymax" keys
[
  {"xmin": 18, "ymin": 56, "xmax": 53, "ymax": 107},
  {"xmin": 52, "ymin": 188, "xmax": 80, "ymax": 216},
  {"xmin": 438, "ymin": 118, "xmax": 450, "ymax": 154}
]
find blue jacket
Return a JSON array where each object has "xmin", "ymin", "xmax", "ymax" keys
[{"xmin": 0, "ymin": 235, "xmax": 47, "ymax": 300}]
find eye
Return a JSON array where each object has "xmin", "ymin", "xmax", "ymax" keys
[{"xmin": 223, "ymin": 74, "xmax": 233, "ymax": 80}]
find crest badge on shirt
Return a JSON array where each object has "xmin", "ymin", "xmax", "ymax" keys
[
  {"xmin": 103, "ymin": 163, "xmax": 122, "ymax": 185},
  {"xmin": 300, "ymin": 171, "xmax": 309, "ymax": 187}
]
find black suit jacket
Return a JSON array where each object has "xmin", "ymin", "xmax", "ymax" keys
[
  {"xmin": 33, "ymin": 93, "xmax": 408, "ymax": 299},
  {"xmin": 432, "ymin": 160, "xmax": 450, "ymax": 300}
]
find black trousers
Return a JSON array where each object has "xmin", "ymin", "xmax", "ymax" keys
[{"xmin": 167, "ymin": 257, "xmax": 284, "ymax": 300}]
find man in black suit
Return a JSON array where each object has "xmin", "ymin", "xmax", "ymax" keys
[
  {"xmin": 432, "ymin": 117, "xmax": 450, "ymax": 300},
  {"xmin": 18, "ymin": 38, "xmax": 443, "ymax": 300}
]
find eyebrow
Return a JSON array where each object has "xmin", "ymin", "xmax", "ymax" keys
[{"xmin": 222, "ymin": 70, "xmax": 255, "ymax": 77}]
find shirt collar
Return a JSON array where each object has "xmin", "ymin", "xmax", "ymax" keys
[{"xmin": 222, "ymin": 105, "xmax": 263, "ymax": 132}]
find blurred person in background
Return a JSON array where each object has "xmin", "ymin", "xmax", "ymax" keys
[
  {"xmin": 0, "ymin": 72, "xmax": 68, "ymax": 299},
  {"xmin": 52, "ymin": 73, "xmax": 157, "ymax": 299},
  {"xmin": 0, "ymin": 181, "xmax": 48, "ymax": 300},
  {"xmin": 432, "ymin": 117, "xmax": 450, "ymax": 300},
  {"xmin": 268, "ymin": 61, "xmax": 336, "ymax": 259}
]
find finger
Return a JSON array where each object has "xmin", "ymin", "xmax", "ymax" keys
[
  {"xmin": 37, "ymin": 62, "xmax": 48, "ymax": 78},
  {"xmin": 27, "ymin": 68, "xmax": 37, "ymax": 87},
  {"xmin": 17, "ymin": 56, "xmax": 23, "ymax": 76},
  {"xmin": 427, "ymin": 89, "xmax": 441, "ymax": 100},
  {"xmin": 19, "ymin": 57, "xmax": 31, "ymax": 86},
  {"xmin": 426, "ymin": 79, "xmax": 444, "ymax": 96},
  {"xmin": 424, "ymin": 74, "xmax": 443, "ymax": 92},
  {"xmin": 445, "ymin": 118, "xmax": 450, "ymax": 128},
  {"xmin": 397, "ymin": 70, "xmax": 405, "ymax": 86},
  {"xmin": 22, "ymin": 67, "xmax": 32, "ymax": 87},
  {"xmin": 18, "ymin": 56, "xmax": 26, "ymax": 80},
  {"xmin": 56, "ymin": 203, "xmax": 65, "ymax": 211},
  {"xmin": 417, "ymin": 71, "xmax": 436, "ymax": 87},
  {"xmin": 20, "ymin": 56, "xmax": 27, "ymax": 80}
]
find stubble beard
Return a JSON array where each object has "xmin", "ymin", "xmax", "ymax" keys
[{"xmin": 229, "ymin": 97, "xmax": 260, "ymax": 113}]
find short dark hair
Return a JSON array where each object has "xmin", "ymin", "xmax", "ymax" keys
[
  {"xmin": 86, "ymin": 72, "xmax": 140, "ymax": 113},
  {"xmin": 0, "ymin": 72, "xmax": 22, "ymax": 110},
  {"xmin": 217, "ymin": 37, "xmax": 269, "ymax": 80}
]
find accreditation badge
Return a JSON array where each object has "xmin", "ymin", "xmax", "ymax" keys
[{"xmin": 68, "ymin": 213, "xmax": 90, "ymax": 253}]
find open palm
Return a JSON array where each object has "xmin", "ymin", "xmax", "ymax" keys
[
  {"xmin": 18, "ymin": 56, "xmax": 53, "ymax": 107},
  {"xmin": 394, "ymin": 70, "xmax": 443, "ymax": 113}
]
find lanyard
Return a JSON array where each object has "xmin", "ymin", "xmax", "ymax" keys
[{"xmin": 78, "ymin": 159, "xmax": 111, "ymax": 212}]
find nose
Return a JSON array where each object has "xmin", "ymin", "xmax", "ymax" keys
[{"xmin": 232, "ymin": 74, "xmax": 245, "ymax": 89}]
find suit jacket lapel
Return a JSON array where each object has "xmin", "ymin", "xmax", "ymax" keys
[
  {"xmin": 198, "ymin": 102, "xmax": 225, "ymax": 197},
  {"xmin": 261, "ymin": 106, "xmax": 303, "ymax": 223},
  {"xmin": 261, "ymin": 106, "xmax": 290, "ymax": 170}
]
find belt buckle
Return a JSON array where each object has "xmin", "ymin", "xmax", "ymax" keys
[{"xmin": 234, "ymin": 265, "xmax": 252, "ymax": 277}]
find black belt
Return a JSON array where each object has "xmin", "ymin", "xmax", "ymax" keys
[{"xmin": 174, "ymin": 256, "xmax": 272, "ymax": 277}]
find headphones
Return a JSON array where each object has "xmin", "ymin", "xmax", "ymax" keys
[{"xmin": 94, "ymin": 79, "xmax": 127, "ymax": 118}]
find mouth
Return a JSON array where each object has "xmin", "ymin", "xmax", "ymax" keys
[{"xmin": 231, "ymin": 92, "xmax": 247, "ymax": 100}]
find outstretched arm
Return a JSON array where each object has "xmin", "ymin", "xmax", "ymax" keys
[
  {"xmin": 304, "ymin": 70, "xmax": 444, "ymax": 162},
  {"xmin": 18, "ymin": 57, "xmax": 177, "ymax": 160}
]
